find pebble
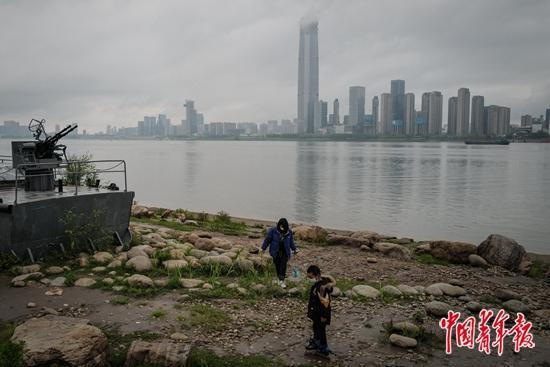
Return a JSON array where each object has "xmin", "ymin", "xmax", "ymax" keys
[
  {"xmin": 45, "ymin": 287, "xmax": 63, "ymax": 296},
  {"xmin": 27, "ymin": 302, "xmax": 37, "ymax": 308}
]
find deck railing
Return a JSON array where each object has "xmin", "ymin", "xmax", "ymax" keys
[{"xmin": 0, "ymin": 159, "xmax": 127, "ymax": 205}]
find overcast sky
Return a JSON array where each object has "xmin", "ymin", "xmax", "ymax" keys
[{"xmin": 1, "ymin": 0, "xmax": 549, "ymax": 132}]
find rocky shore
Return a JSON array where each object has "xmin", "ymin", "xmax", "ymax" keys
[{"xmin": 0, "ymin": 205, "xmax": 549, "ymax": 367}]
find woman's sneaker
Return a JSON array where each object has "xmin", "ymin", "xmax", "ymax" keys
[
  {"xmin": 305, "ymin": 339, "xmax": 319, "ymax": 350},
  {"xmin": 279, "ymin": 280, "xmax": 287, "ymax": 288},
  {"xmin": 317, "ymin": 346, "xmax": 332, "ymax": 356}
]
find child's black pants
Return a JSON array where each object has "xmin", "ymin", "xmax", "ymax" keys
[{"xmin": 312, "ymin": 319, "xmax": 327, "ymax": 347}]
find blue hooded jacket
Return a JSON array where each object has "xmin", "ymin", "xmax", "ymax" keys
[{"xmin": 262, "ymin": 224, "xmax": 297, "ymax": 259}]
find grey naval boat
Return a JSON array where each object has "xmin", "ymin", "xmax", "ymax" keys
[{"xmin": 0, "ymin": 119, "xmax": 134, "ymax": 261}]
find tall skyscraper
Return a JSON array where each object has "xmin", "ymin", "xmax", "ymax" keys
[
  {"xmin": 456, "ymin": 88, "xmax": 470, "ymax": 137},
  {"xmin": 372, "ymin": 96, "xmax": 379, "ymax": 127},
  {"xmin": 391, "ymin": 80, "xmax": 405, "ymax": 129},
  {"xmin": 545, "ymin": 108, "xmax": 550, "ymax": 130},
  {"xmin": 379, "ymin": 93, "xmax": 392, "ymax": 135},
  {"xmin": 521, "ymin": 115, "xmax": 533, "ymax": 127},
  {"xmin": 486, "ymin": 105, "xmax": 500, "ymax": 136},
  {"xmin": 297, "ymin": 18, "xmax": 319, "ymax": 134},
  {"xmin": 184, "ymin": 100, "xmax": 197, "ymax": 135},
  {"xmin": 333, "ymin": 98, "xmax": 340, "ymax": 125},
  {"xmin": 428, "ymin": 92, "xmax": 443, "ymax": 135},
  {"xmin": 320, "ymin": 100, "xmax": 328, "ymax": 128},
  {"xmin": 421, "ymin": 92, "xmax": 430, "ymax": 127},
  {"xmin": 313, "ymin": 100, "xmax": 328, "ymax": 131},
  {"xmin": 471, "ymin": 96, "xmax": 485, "ymax": 136},
  {"xmin": 447, "ymin": 97, "xmax": 457, "ymax": 136},
  {"xmin": 404, "ymin": 93, "xmax": 415, "ymax": 136},
  {"xmin": 497, "ymin": 106, "xmax": 511, "ymax": 136},
  {"xmin": 349, "ymin": 86, "xmax": 365, "ymax": 126}
]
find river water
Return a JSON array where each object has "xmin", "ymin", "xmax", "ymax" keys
[{"xmin": 1, "ymin": 139, "xmax": 549, "ymax": 254}]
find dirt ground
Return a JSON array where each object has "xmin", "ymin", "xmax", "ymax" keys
[{"xmin": 1, "ymin": 221, "xmax": 550, "ymax": 367}]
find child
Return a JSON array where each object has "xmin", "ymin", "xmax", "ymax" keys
[{"xmin": 306, "ymin": 264, "xmax": 336, "ymax": 356}]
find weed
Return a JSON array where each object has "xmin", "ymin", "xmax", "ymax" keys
[
  {"xmin": 101, "ymin": 327, "xmax": 160, "ymax": 367},
  {"xmin": 0, "ymin": 323, "xmax": 23, "ymax": 367},
  {"xmin": 111, "ymin": 296, "xmax": 129, "ymax": 305},
  {"xmin": 186, "ymin": 304, "xmax": 230, "ymax": 331},
  {"xmin": 528, "ymin": 261, "xmax": 548, "ymax": 278},
  {"xmin": 186, "ymin": 347, "xmax": 294, "ymax": 367},
  {"xmin": 150, "ymin": 309, "xmax": 167, "ymax": 319},
  {"xmin": 415, "ymin": 253, "xmax": 450, "ymax": 266}
]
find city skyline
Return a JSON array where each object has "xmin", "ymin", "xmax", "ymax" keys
[{"xmin": 0, "ymin": 0, "xmax": 549, "ymax": 133}]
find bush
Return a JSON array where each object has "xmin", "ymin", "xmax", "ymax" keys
[
  {"xmin": 0, "ymin": 324, "xmax": 23, "ymax": 367},
  {"xmin": 63, "ymin": 153, "xmax": 97, "ymax": 186}
]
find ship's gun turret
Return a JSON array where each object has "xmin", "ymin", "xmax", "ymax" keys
[{"xmin": 11, "ymin": 119, "xmax": 78, "ymax": 191}]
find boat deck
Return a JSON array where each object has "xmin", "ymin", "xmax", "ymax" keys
[{"xmin": 0, "ymin": 186, "xmax": 121, "ymax": 205}]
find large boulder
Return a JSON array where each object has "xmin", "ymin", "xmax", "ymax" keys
[
  {"xmin": 11, "ymin": 315, "xmax": 108, "ymax": 367},
  {"xmin": 126, "ymin": 274, "xmax": 154, "ymax": 288},
  {"xmin": 124, "ymin": 340, "xmax": 191, "ymax": 367},
  {"xmin": 468, "ymin": 254, "xmax": 488, "ymax": 268},
  {"xmin": 389, "ymin": 334, "xmax": 417, "ymax": 348},
  {"xmin": 194, "ymin": 238, "xmax": 216, "ymax": 251},
  {"xmin": 293, "ymin": 225, "xmax": 328, "ymax": 243},
  {"xmin": 92, "ymin": 252, "xmax": 113, "ymax": 264},
  {"xmin": 372, "ymin": 242, "xmax": 411, "ymax": 260},
  {"xmin": 428, "ymin": 241, "xmax": 477, "ymax": 264},
  {"xmin": 326, "ymin": 234, "xmax": 372, "ymax": 248},
  {"xmin": 126, "ymin": 256, "xmax": 153, "ymax": 272},
  {"xmin": 477, "ymin": 234, "xmax": 526, "ymax": 271}
]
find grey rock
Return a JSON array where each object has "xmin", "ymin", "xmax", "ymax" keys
[
  {"xmin": 425, "ymin": 284, "xmax": 444, "ymax": 296},
  {"xmin": 372, "ymin": 242, "xmax": 412, "ymax": 260},
  {"xmin": 392, "ymin": 321, "xmax": 420, "ymax": 335},
  {"xmin": 425, "ymin": 301, "xmax": 452, "ymax": 317},
  {"xmin": 466, "ymin": 302, "xmax": 482, "ymax": 313},
  {"xmin": 75, "ymin": 278, "xmax": 96, "ymax": 287},
  {"xmin": 478, "ymin": 234, "xmax": 526, "ymax": 271},
  {"xmin": 124, "ymin": 340, "xmax": 190, "ymax": 367},
  {"xmin": 468, "ymin": 254, "xmax": 489, "ymax": 268},
  {"xmin": 381, "ymin": 285, "xmax": 402, "ymax": 297},
  {"xmin": 494, "ymin": 288, "xmax": 521, "ymax": 301},
  {"xmin": 126, "ymin": 256, "xmax": 153, "ymax": 272},
  {"xmin": 11, "ymin": 272, "xmax": 44, "ymax": 286},
  {"xmin": 12, "ymin": 315, "xmax": 108, "ymax": 367},
  {"xmin": 126, "ymin": 274, "xmax": 154, "ymax": 288},
  {"xmin": 429, "ymin": 241, "xmax": 477, "ymax": 264},
  {"xmin": 503, "ymin": 300, "xmax": 530, "ymax": 313},
  {"xmin": 351, "ymin": 285, "xmax": 380, "ymax": 299},
  {"xmin": 180, "ymin": 278, "xmax": 204, "ymax": 288},
  {"xmin": 92, "ymin": 252, "xmax": 114, "ymax": 264},
  {"xmin": 326, "ymin": 234, "xmax": 372, "ymax": 248},
  {"xmin": 397, "ymin": 284, "xmax": 419, "ymax": 296},
  {"xmin": 389, "ymin": 334, "xmax": 417, "ymax": 348},
  {"xmin": 45, "ymin": 266, "xmax": 64, "ymax": 275}
]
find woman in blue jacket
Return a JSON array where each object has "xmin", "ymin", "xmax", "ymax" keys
[{"xmin": 261, "ymin": 218, "xmax": 298, "ymax": 288}]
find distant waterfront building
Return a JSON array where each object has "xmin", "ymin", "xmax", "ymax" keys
[
  {"xmin": 521, "ymin": 114, "xmax": 533, "ymax": 127},
  {"xmin": 137, "ymin": 121, "xmax": 145, "ymax": 136},
  {"xmin": 447, "ymin": 97, "xmax": 457, "ymax": 136},
  {"xmin": 485, "ymin": 105, "xmax": 510, "ymax": 136},
  {"xmin": 428, "ymin": 92, "xmax": 443, "ymax": 135},
  {"xmin": 332, "ymin": 98, "xmax": 340, "ymax": 125},
  {"xmin": 267, "ymin": 120, "xmax": 279, "ymax": 134},
  {"xmin": 184, "ymin": 100, "xmax": 197, "ymax": 135},
  {"xmin": 421, "ymin": 92, "xmax": 430, "ymax": 135},
  {"xmin": 320, "ymin": 100, "xmax": 328, "ymax": 128},
  {"xmin": 314, "ymin": 100, "xmax": 328, "ymax": 131},
  {"xmin": 349, "ymin": 86, "xmax": 365, "ymax": 127},
  {"xmin": 415, "ymin": 111, "xmax": 428, "ymax": 136},
  {"xmin": 471, "ymin": 96, "xmax": 485, "ymax": 136},
  {"xmin": 372, "ymin": 96, "xmax": 379, "ymax": 128},
  {"xmin": 391, "ymin": 80, "xmax": 405, "ymax": 129},
  {"xmin": 157, "ymin": 114, "xmax": 171, "ymax": 137},
  {"xmin": 379, "ymin": 93, "xmax": 392, "ymax": 135},
  {"xmin": 143, "ymin": 116, "xmax": 156, "ymax": 136},
  {"xmin": 404, "ymin": 93, "xmax": 415, "ymax": 136},
  {"xmin": 297, "ymin": 18, "xmax": 319, "ymax": 134},
  {"xmin": 456, "ymin": 88, "xmax": 470, "ymax": 137}
]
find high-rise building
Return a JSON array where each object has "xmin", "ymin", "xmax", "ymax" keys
[
  {"xmin": 497, "ymin": 106, "xmax": 511, "ymax": 136},
  {"xmin": 297, "ymin": 18, "xmax": 319, "ymax": 134},
  {"xmin": 143, "ymin": 116, "xmax": 156, "ymax": 136},
  {"xmin": 471, "ymin": 96, "xmax": 485, "ymax": 136},
  {"xmin": 391, "ymin": 80, "xmax": 405, "ymax": 129},
  {"xmin": 372, "ymin": 96, "xmax": 379, "ymax": 127},
  {"xmin": 349, "ymin": 86, "xmax": 365, "ymax": 126},
  {"xmin": 379, "ymin": 93, "xmax": 392, "ymax": 135},
  {"xmin": 404, "ymin": 93, "xmax": 415, "ymax": 136},
  {"xmin": 421, "ymin": 93, "xmax": 430, "ymax": 128},
  {"xmin": 332, "ymin": 98, "xmax": 340, "ymax": 125},
  {"xmin": 447, "ymin": 97, "xmax": 457, "ymax": 136},
  {"xmin": 428, "ymin": 92, "xmax": 443, "ymax": 135},
  {"xmin": 184, "ymin": 100, "xmax": 197, "ymax": 135},
  {"xmin": 485, "ymin": 105, "xmax": 510, "ymax": 136},
  {"xmin": 314, "ymin": 100, "xmax": 328, "ymax": 130},
  {"xmin": 456, "ymin": 88, "xmax": 470, "ymax": 137},
  {"xmin": 157, "ymin": 114, "xmax": 171, "ymax": 137}
]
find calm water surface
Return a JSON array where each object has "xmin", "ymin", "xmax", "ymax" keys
[{"xmin": 2, "ymin": 139, "xmax": 549, "ymax": 254}]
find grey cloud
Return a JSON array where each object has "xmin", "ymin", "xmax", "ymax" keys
[{"xmin": 0, "ymin": 0, "xmax": 548, "ymax": 131}]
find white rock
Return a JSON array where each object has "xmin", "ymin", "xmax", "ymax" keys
[
  {"xmin": 75, "ymin": 278, "xmax": 96, "ymax": 287},
  {"xmin": 351, "ymin": 285, "xmax": 380, "ymax": 299}
]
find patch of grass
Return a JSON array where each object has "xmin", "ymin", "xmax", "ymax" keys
[
  {"xmin": 111, "ymin": 295, "xmax": 130, "ymax": 305},
  {"xmin": 64, "ymin": 271, "xmax": 77, "ymax": 286},
  {"xmin": 102, "ymin": 327, "xmax": 161, "ymax": 367},
  {"xmin": 412, "ymin": 310, "xmax": 426, "ymax": 324},
  {"xmin": 131, "ymin": 217, "xmax": 196, "ymax": 232},
  {"xmin": 186, "ymin": 347, "xmax": 295, "ymax": 367},
  {"xmin": 336, "ymin": 278, "xmax": 363, "ymax": 292},
  {"xmin": 150, "ymin": 309, "xmax": 167, "ymax": 319},
  {"xmin": 528, "ymin": 261, "xmax": 548, "ymax": 278},
  {"xmin": 0, "ymin": 254, "xmax": 20, "ymax": 274},
  {"xmin": 0, "ymin": 323, "xmax": 23, "ymax": 367},
  {"xmin": 414, "ymin": 253, "xmax": 450, "ymax": 266},
  {"xmin": 186, "ymin": 304, "xmax": 231, "ymax": 331},
  {"xmin": 152, "ymin": 249, "xmax": 172, "ymax": 262}
]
